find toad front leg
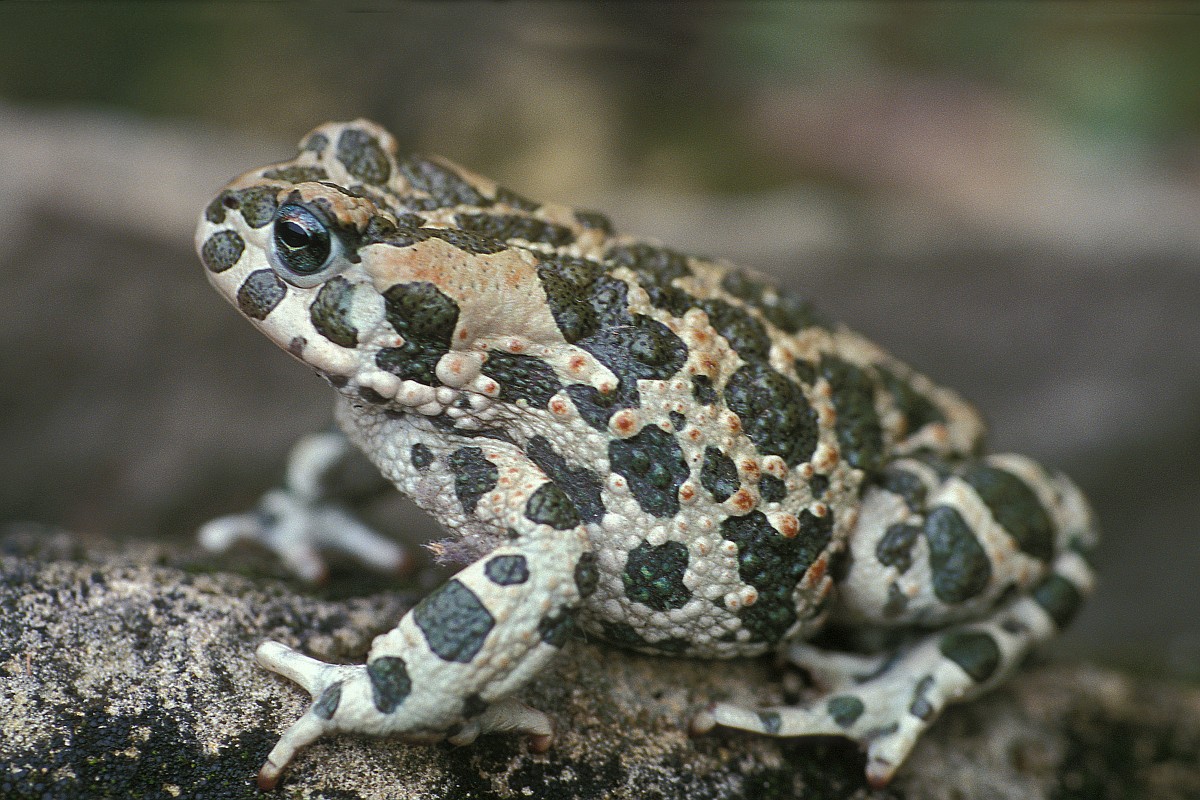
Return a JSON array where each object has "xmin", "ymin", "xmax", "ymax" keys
[{"xmin": 255, "ymin": 445, "xmax": 592, "ymax": 789}]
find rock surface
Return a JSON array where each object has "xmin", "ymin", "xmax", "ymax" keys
[{"xmin": 1, "ymin": 533, "xmax": 1197, "ymax": 800}]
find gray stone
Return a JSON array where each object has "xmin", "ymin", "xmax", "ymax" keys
[{"xmin": 1, "ymin": 535, "xmax": 1197, "ymax": 799}]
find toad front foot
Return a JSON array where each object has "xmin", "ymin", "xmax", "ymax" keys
[
  {"xmin": 200, "ymin": 431, "xmax": 407, "ymax": 582},
  {"xmin": 255, "ymin": 641, "xmax": 554, "ymax": 790}
]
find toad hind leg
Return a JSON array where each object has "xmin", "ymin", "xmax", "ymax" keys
[
  {"xmin": 700, "ymin": 550, "xmax": 1092, "ymax": 785},
  {"xmin": 697, "ymin": 455, "xmax": 1097, "ymax": 786},
  {"xmin": 255, "ymin": 446, "xmax": 590, "ymax": 789}
]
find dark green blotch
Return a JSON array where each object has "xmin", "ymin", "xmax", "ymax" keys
[
  {"xmin": 720, "ymin": 267, "xmax": 825, "ymax": 333},
  {"xmin": 877, "ymin": 366, "xmax": 946, "ymax": 434},
  {"xmin": 909, "ymin": 675, "xmax": 935, "ymax": 720},
  {"xmin": 1032, "ymin": 573, "xmax": 1083, "ymax": 628},
  {"xmin": 542, "ymin": 252, "xmax": 606, "ymax": 286},
  {"xmin": 759, "ymin": 475, "xmax": 787, "ymax": 504},
  {"xmin": 721, "ymin": 509, "xmax": 833, "ymax": 642},
  {"xmin": 880, "ymin": 465, "xmax": 927, "ymax": 511},
  {"xmin": 526, "ymin": 435, "xmax": 604, "ymax": 523},
  {"xmin": 348, "ymin": 184, "xmax": 395, "ymax": 210},
  {"xmin": 808, "ymin": 474, "xmax": 829, "ymax": 498},
  {"xmin": 825, "ymin": 544, "xmax": 854, "ymax": 582},
  {"xmin": 700, "ymin": 446, "xmax": 739, "ymax": 502},
  {"xmin": 700, "ymin": 298, "xmax": 771, "ymax": 362},
  {"xmin": 607, "ymin": 242, "xmax": 691, "ymax": 284},
  {"xmin": 309, "ymin": 276, "xmax": 358, "ymax": 348},
  {"xmin": 691, "ymin": 375, "xmax": 717, "ymax": 405},
  {"xmin": 720, "ymin": 269, "xmax": 766, "ymax": 302},
  {"xmin": 411, "ymin": 443, "xmax": 434, "ymax": 471},
  {"xmin": 961, "ymin": 464, "xmax": 1055, "ymax": 562},
  {"xmin": 535, "ymin": 254, "xmax": 604, "ymax": 342},
  {"xmin": 362, "ymin": 214, "xmax": 430, "ymax": 249},
  {"xmin": 220, "ymin": 185, "xmax": 279, "ymax": 228},
  {"xmin": 413, "ymin": 579, "xmax": 495, "ymax": 663},
  {"xmin": 608, "ymin": 425, "xmax": 689, "ymax": 518},
  {"xmin": 757, "ymin": 711, "xmax": 782, "ymax": 734},
  {"xmin": 821, "ymin": 356, "xmax": 884, "ymax": 473},
  {"xmin": 448, "ymin": 446, "xmax": 498, "ymax": 514},
  {"xmin": 456, "ymin": 212, "xmax": 574, "ymax": 247},
  {"xmin": 484, "ymin": 554, "xmax": 529, "ymax": 586},
  {"xmin": 792, "ymin": 358, "xmax": 816, "ymax": 385},
  {"xmin": 724, "ymin": 363, "xmax": 818, "ymax": 467},
  {"xmin": 336, "ymin": 128, "xmax": 391, "ymax": 184},
  {"xmin": 377, "ymin": 281, "xmax": 460, "ymax": 384},
  {"xmin": 312, "ymin": 681, "xmax": 342, "ymax": 720},
  {"xmin": 538, "ymin": 611, "xmax": 574, "ymax": 648},
  {"xmin": 578, "ymin": 314, "xmax": 688, "ymax": 382},
  {"xmin": 262, "ymin": 165, "xmax": 329, "ymax": 183},
  {"xmin": 236, "ymin": 269, "xmax": 286, "ymax": 320},
  {"xmin": 588, "ymin": 274, "xmax": 635, "ymax": 327},
  {"xmin": 574, "ymin": 552, "xmax": 599, "ymax": 597},
  {"xmin": 877, "ymin": 523, "xmax": 921, "ymax": 574},
  {"xmin": 759, "ymin": 289, "xmax": 825, "ymax": 333},
  {"xmin": 565, "ymin": 383, "xmax": 638, "ymax": 431},
  {"xmin": 939, "ymin": 630, "xmax": 1001, "ymax": 683},
  {"xmin": 493, "ymin": 186, "xmax": 540, "ymax": 212},
  {"xmin": 204, "ymin": 195, "xmax": 227, "ymax": 224},
  {"xmin": 482, "ymin": 351, "xmax": 562, "ymax": 409},
  {"xmin": 424, "ymin": 227, "xmax": 508, "ymax": 255},
  {"xmin": 525, "ymin": 482, "xmax": 580, "ymax": 530},
  {"xmin": 543, "ymin": 279, "xmax": 596, "ymax": 343},
  {"xmin": 827, "ymin": 695, "xmax": 864, "ymax": 728},
  {"xmin": 200, "ymin": 230, "xmax": 244, "ymax": 273},
  {"xmin": 622, "ymin": 540, "xmax": 691, "ymax": 611},
  {"xmin": 574, "ymin": 209, "xmax": 613, "ymax": 233},
  {"xmin": 924, "ymin": 505, "xmax": 993, "ymax": 604},
  {"xmin": 301, "ymin": 132, "xmax": 329, "ymax": 154},
  {"xmin": 643, "ymin": 282, "xmax": 698, "ymax": 317},
  {"xmin": 382, "ymin": 276, "xmax": 459, "ymax": 335},
  {"xmin": 400, "ymin": 155, "xmax": 490, "ymax": 209},
  {"xmin": 366, "ymin": 656, "xmax": 412, "ymax": 712}
]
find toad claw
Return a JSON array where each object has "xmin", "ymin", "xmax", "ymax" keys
[{"xmin": 255, "ymin": 641, "xmax": 357, "ymax": 790}]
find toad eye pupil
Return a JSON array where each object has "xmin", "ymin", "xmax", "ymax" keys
[{"xmin": 278, "ymin": 220, "xmax": 312, "ymax": 249}]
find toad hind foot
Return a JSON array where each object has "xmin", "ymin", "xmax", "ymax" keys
[{"xmin": 695, "ymin": 545, "xmax": 1094, "ymax": 787}]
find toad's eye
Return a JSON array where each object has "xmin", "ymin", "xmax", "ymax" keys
[{"xmin": 273, "ymin": 203, "xmax": 333, "ymax": 276}]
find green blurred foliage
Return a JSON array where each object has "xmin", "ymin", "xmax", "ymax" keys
[
  {"xmin": 714, "ymin": 2, "xmax": 1200, "ymax": 145},
  {"xmin": 0, "ymin": 2, "xmax": 1196, "ymax": 184}
]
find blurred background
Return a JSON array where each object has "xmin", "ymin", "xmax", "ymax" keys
[{"xmin": 1, "ymin": 3, "xmax": 1197, "ymax": 678}]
